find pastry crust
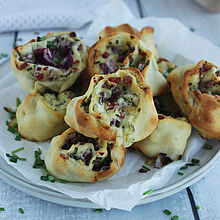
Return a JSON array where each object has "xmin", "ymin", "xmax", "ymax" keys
[
  {"xmin": 45, "ymin": 128, "xmax": 126, "ymax": 182},
  {"xmin": 11, "ymin": 32, "xmax": 87, "ymax": 95},
  {"xmin": 65, "ymin": 68, "xmax": 158, "ymax": 147},
  {"xmin": 157, "ymin": 57, "xmax": 176, "ymax": 79},
  {"xmin": 167, "ymin": 60, "xmax": 220, "ymax": 139},
  {"xmin": 132, "ymin": 115, "xmax": 191, "ymax": 161},
  {"xmin": 16, "ymin": 91, "xmax": 75, "ymax": 141},
  {"xmin": 98, "ymin": 24, "xmax": 158, "ymax": 58},
  {"xmin": 88, "ymin": 27, "xmax": 168, "ymax": 96}
]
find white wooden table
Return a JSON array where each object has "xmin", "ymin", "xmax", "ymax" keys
[{"xmin": 0, "ymin": 0, "xmax": 220, "ymax": 219}]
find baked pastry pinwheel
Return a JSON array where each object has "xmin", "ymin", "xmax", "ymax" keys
[
  {"xmin": 65, "ymin": 68, "xmax": 158, "ymax": 147},
  {"xmin": 16, "ymin": 90, "xmax": 75, "ymax": 141},
  {"xmin": 132, "ymin": 114, "xmax": 191, "ymax": 161},
  {"xmin": 11, "ymin": 32, "xmax": 87, "ymax": 95},
  {"xmin": 87, "ymin": 25, "xmax": 168, "ymax": 96},
  {"xmin": 98, "ymin": 24, "xmax": 158, "ymax": 59},
  {"xmin": 167, "ymin": 60, "xmax": 220, "ymax": 139},
  {"xmin": 45, "ymin": 128, "xmax": 126, "ymax": 182}
]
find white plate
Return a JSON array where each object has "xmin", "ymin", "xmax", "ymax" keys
[
  {"xmin": 0, "ymin": 144, "xmax": 219, "ymax": 208},
  {"xmin": 0, "ymin": 61, "xmax": 219, "ymax": 208}
]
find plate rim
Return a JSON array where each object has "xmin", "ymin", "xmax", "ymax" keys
[{"xmin": 0, "ymin": 148, "xmax": 219, "ymax": 209}]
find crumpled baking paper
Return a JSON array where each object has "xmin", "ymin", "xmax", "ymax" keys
[{"xmin": 0, "ymin": 0, "xmax": 219, "ymax": 211}]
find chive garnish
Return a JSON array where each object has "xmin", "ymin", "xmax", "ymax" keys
[
  {"xmin": 180, "ymin": 165, "xmax": 188, "ymax": 170},
  {"xmin": 39, "ymin": 36, "xmax": 46, "ymax": 41},
  {"xmin": 0, "ymin": 207, "xmax": 5, "ymax": 211},
  {"xmin": 12, "ymin": 147, "xmax": 24, "ymax": 154},
  {"xmin": 0, "ymin": 52, "xmax": 8, "ymax": 59},
  {"xmin": 53, "ymin": 57, "xmax": 60, "ymax": 64},
  {"xmin": 18, "ymin": 157, "xmax": 26, "ymax": 161},
  {"xmin": 9, "ymin": 157, "xmax": 18, "ymax": 163},
  {"xmin": 186, "ymin": 163, "xmax": 195, "ymax": 166},
  {"xmin": 40, "ymin": 166, "xmax": 49, "ymax": 176},
  {"xmin": 15, "ymin": 135, "xmax": 21, "ymax": 141},
  {"xmin": 142, "ymin": 165, "xmax": 150, "ymax": 171},
  {"xmin": 171, "ymin": 215, "xmax": 179, "ymax": 220},
  {"xmin": 196, "ymin": 205, "xmax": 200, "ymax": 210},
  {"xmin": 17, "ymin": 38, "xmax": 23, "ymax": 42},
  {"xmin": 18, "ymin": 208, "xmax": 24, "ymax": 214},
  {"xmin": 143, "ymin": 189, "xmax": 153, "ymax": 195},
  {"xmin": 6, "ymin": 147, "xmax": 26, "ymax": 163},
  {"xmin": 203, "ymin": 144, "xmax": 213, "ymax": 150},
  {"xmin": 16, "ymin": 97, "xmax": 21, "ymax": 107},
  {"xmin": 95, "ymin": 209, "xmax": 103, "ymax": 213},
  {"xmin": 8, "ymin": 126, "xmax": 17, "ymax": 134},
  {"xmin": 48, "ymin": 175, "xmax": 56, "ymax": 183},
  {"xmin": 59, "ymin": 180, "xmax": 67, "ymax": 184},
  {"xmin": 34, "ymin": 32, "xmax": 40, "ymax": 35},
  {"xmin": 33, "ymin": 149, "xmax": 57, "ymax": 183},
  {"xmin": 163, "ymin": 209, "xmax": 172, "ymax": 215},
  {"xmin": 191, "ymin": 158, "xmax": 200, "ymax": 164},
  {"xmin": 178, "ymin": 172, "xmax": 184, "ymax": 176},
  {"xmin": 40, "ymin": 176, "xmax": 48, "ymax": 181}
]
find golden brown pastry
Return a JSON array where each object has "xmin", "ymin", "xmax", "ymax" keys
[
  {"xmin": 65, "ymin": 68, "xmax": 158, "ymax": 147},
  {"xmin": 98, "ymin": 24, "xmax": 158, "ymax": 58},
  {"xmin": 87, "ymin": 25, "xmax": 168, "ymax": 96},
  {"xmin": 16, "ymin": 90, "xmax": 75, "ymax": 141},
  {"xmin": 132, "ymin": 114, "xmax": 191, "ymax": 161},
  {"xmin": 167, "ymin": 60, "xmax": 220, "ymax": 139},
  {"xmin": 45, "ymin": 128, "xmax": 126, "ymax": 182},
  {"xmin": 11, "ymin": 32, "xmax": 87, "ymax": 95}
]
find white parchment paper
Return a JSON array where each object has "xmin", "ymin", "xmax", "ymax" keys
[{"xmin": 0, "ymin": 0, "xmax": 219, "ymax": 211}]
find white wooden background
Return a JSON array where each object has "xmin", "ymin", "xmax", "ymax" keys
[{"xmin": 0, "ymin": 0, "xmax": 220, "ymax": 219}]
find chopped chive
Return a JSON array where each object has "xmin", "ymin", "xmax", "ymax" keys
[
  {"xmin": 13, "ymin": 122, "xmax": 18, "ymax": 128},
  {"xmin": 12, "ymin": 147, "xmax": 24, "ymax": 154},
  {"xmin": 18, "ymin": 208, "xmax": 24, "ymax": 214},
  {"xmin": 186, "ymin": 163, "xmax": 195, "ymax": 166},
  {"xmin": 196, "ymin": 205, "xmax": 200, "ymax": 210},
  {"xmin": 0, "ymin": 52, "xmax": 8, "ymax": 59},
  {"xmin": 18, "ymin": 157, "xmax": 26, "ymax": 161},
  {"xmin": 53, "ymin": 57, "xmax": 60, "ymax": 64},
  {"xmin": 143, "ymin": 189, "xmax": 153, "ymax": 195},
  {"xmin": 40, "ymin": 166, "xmax": 49, "ymax": 176},
  {"xmin": 180, "ymin": 165, "xmax": 188, "ymax": 170},
  {"xmin": 48, "ymin": 175, "xmax": 56, "ymax": 183},
  {"xmin": 38, "ymin": 148, "xmax": 41, "ymax": 154},
  {"xmin": 15, "ymin": 135, "xmax": 21, "ymax": 141},
  {"xmin": 59, "ymin": 180, "xmax": 67, "ymax": 184},
  {"xmin": 171, "ymin": 215, "xmax": 179, "ymax": 220},
  {"xmin": 142, "ymin": 165, "xmax": 150, "ymax": 171},
  {"xmin": 191, "ymin": 158, "xmax": 200, "ymax": 164},
  {"xmin": 203, "ymin": 144, "xmax": 213, "ymax": 150},
  {"xmin": 163, "ymin": 209, "xmax": 172, "ymax": 215},
  {"xmin": 6, "ymin": 120, "xmax": 9, "ymax": 125},
  {"xmin": 34, "ymin": 32, "xmax": 40, "ymax": 35},
  {"xmin": 95, "ymin": 209, "xmax": 103, "ymax": 213},
  {"xmin": 40, "ymin": 176, "xmax": 48, "ymax": 181},
  {"xmin": 17, "ymin": 38, "xmax": 23, "ymax": 42},
  {"xmin": 16, "ymin": 97, "xmax": 21, "ymax": 107},
  {"xmin": 9, "ymin": 157, "xmax": 18, "ymax": 163},
  {"xmin": 39, "ymin": 36, "xmax": 46, "ymax": 41},
  {"xmin": 0, "ymin": 207, "xmax": 5, "ymax": 211},
  {"xmin": 7, "ymin": 126, "xmax": 16, "ymax": 134},
  {"xmin": 178, "ymin": 172, "xmax": 184, "ymax": 176}
]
